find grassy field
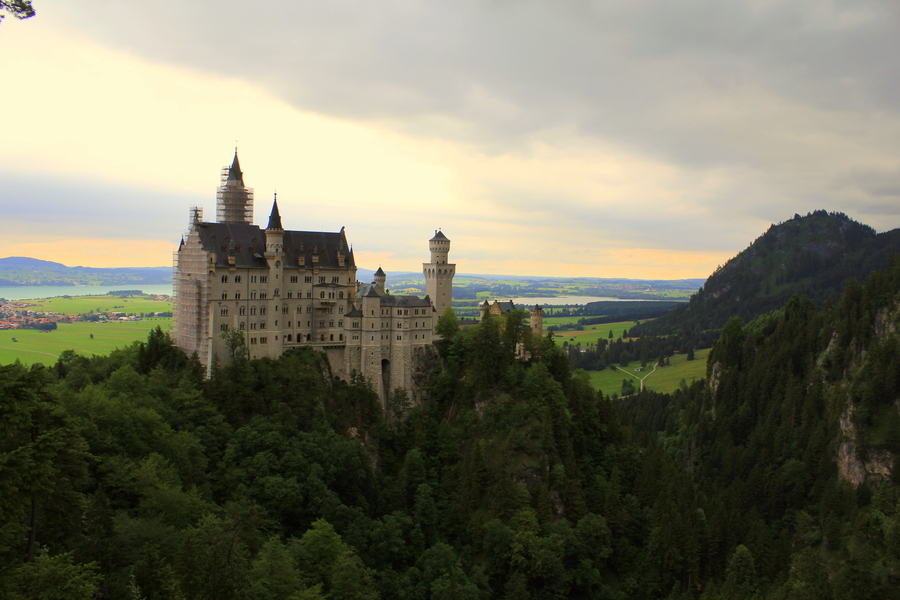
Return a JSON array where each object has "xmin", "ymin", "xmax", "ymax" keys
[
  {"xmin": 12, "ymin": 294, "xmax": 172, "ymax": 316},
  {"xmin": 0, "ymin": 319, "xmax": 171, "ymax": 366},
  {"xmin": 586, "ymin": 348, "xmax": 711, "ymax": 397},
  {"xmin": 547, "ymin": 318, "xmax": 648, "ymax": 347}
]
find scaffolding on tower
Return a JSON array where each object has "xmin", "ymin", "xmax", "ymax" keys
[
  {"xmin": 216, "ymin": 166, "xmax": 254, "ymax": 224},
  {"xmin": 173, "ymin": 205, "xmax": 212, "ymax": 369}
]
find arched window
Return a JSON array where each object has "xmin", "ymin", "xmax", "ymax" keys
[
  {"xmin": 339, "ymin": 291, "xmax": 344, "ymax": 299},
  {"xmin": 330, "ymin": 334, "xmax": 334, "ymax": 341},
  {"xmin": 250, "ymin": 291, "xmax": 257, "ymax": 299},
  {"xmin": 221, "ymin": 292, "xmax": 228, "ymax": 300},
  {"xmin": 286, "ymin": 334, "xmax": 292, "ymax": 341},
  {"xmin": 320, "ymin": 291, "xmax": 325, "ymax": 298},
  {"xmin": 260, "ymin": 292, "xmax": 267, "ymax": 299},
  {"xmin": 235, "ymin": 292, "xmax": 241, "ymax": 300},
  {"xmin": 339, "ymin": 334, "xmax": 344, "ymax": 341},
  {"xmin": 239, "ymin": 306, "xmax": 246, "ymax": 316},
  {"xmin": 250, "ymin": 306, "xmax": 257, "ymax": 315},
  {"xmin": 234, "ymin": 275, "xmax": 242, "ymax": 283},
  {"xmin": 282, "ymin": 305, "xmax": 288, "ymax": 314},
  {"xmin": 338, "ymin": 320, "xmax": 343, "ymax": 327},
  {"xmin": 220, "ymin": 308, "xmax": 228, "ymax": 316},
  {"xmin": 274, "ymin": 288, "xmax": 279, "ymax": 296},
  {"xmin": 260, "ymin": 307, "xmax": 267, "ymax": 315},
  {"xmin": 220, "ymin": 323, "xmax": 228, "ymax": 331},
  {"xmin": 240, "ymin": 322, "xmax": 245, "ymax": 330},
  {"xmin": 329, "ymin": 320, "xmax": 334, "ymax": 327},
  {"xmin": 221, "ymin": 275, "xmax": 228, "ymax": 283}
]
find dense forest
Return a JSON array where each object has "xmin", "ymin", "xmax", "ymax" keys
[{"xmin": 4, "ymin": 257, "xmax": 900, "ymax": 598}]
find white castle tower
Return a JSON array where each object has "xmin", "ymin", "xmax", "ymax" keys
[{"xmin": 423, "ymin": 230, "xmax": 455, "ymax": 319}]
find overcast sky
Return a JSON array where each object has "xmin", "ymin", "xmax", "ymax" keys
[{"xmin": 2, "ymin": 0, "xmax": 899, "ymax": 279}]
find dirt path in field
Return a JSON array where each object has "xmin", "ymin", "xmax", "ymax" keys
[
  {"xmin": 615, "ymin": 363, "xmax": 658, "ymax": 392},
  {"xmin": 0, "ymin": 345, "xmax": 60, "ymax": 359}
]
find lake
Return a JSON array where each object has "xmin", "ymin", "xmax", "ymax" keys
[
  {"xmin": 493, "ymin": 296, "xmax": 661, "ymax": 306},
  {"xmin": 0, "ymin": 284, "xmax": 174, "ymax": 301}
]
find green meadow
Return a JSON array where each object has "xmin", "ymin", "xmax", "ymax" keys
[
  {"xmin": 586, "ymin": 348, "xmax": 711, "ymax": 397},
  {"xmin": 546, "ymin": 317, "xmax": 647, "ymax": 347},
  {"xmin": 0, "ymin": 320, "xmax": 172, "ymax": 366},
  {"xmin": 12, "ymin": 294, "xmax": 171, "ymax": 316}
]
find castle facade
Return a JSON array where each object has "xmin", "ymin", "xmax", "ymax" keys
[{"xmin": 173, "ymin": 152, "xmax": 453, "ymax": 400}]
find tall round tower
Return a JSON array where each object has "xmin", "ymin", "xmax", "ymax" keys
[
  {"xmin": 374, "ymin": 267, "xmax": 386, "ymax": 295},
  {"xmin": 530, "ymin": 305, "xmax": 544, "ymax": 337},
  {"xmin": 423, "ymin": 230, "xmax": 456, "ymax": 320}
]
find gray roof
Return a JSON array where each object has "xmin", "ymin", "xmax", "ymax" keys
[
  {"xmin": 190, "ymin": 222, "xmax": 355, "ymax": 270},
  {"xmin": 380, "ymin": 294, "xmax": 432, "ymax": 308},
  {"xmin": 430, "ymin": 230, "xmax": 449, "ymax": 242}
]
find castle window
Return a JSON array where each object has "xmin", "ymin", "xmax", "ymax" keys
[
  {"xmin": 282, "ymin": 306, "xmax": 289, "ymax": 314},
  {"xmin": 251, "ymin": 323, "xmax": 257, "ymax": 330},
  {"xmin": 306, "ymin": 292, "xmax": 312, "ymax": 298},
  {"xmin": 260, "ymin": 307, "xmax": 267, "ymax": 315},
  {"xmin": 221, "ymin": 292, "xmax": 228, "ymax": 300},
  {"xmin": 339, "ymin": 334, "xmax": 344, "ymax": 341},
  {"xmin": 221, "ymin": 275, "xmax": 228, "ymax": 283},
  {"xmin": 320, "ymin": 292, "xmax": 325, "ymax": 298},
  {"xmin": 260, "ymin": 292, "xmax": 267, "ymax": 299},
  {"xmin": 286, "ymin": 291, "xmax": 293, "ymax": 299},
  {"xmin": 332, "ymin": 276, "xmax": 339, "ymax": 283},
  {"xmin": 250, "ymin": 338, "xmax": 257, "ymax": 344},
  {"xmin": 250, "ymin": 291, "xmax": 257, "ymax": 300},
  {"xmin": 273, "ymin": 288, "xmax": 279, "ymax": 296},
  {"xmin": 306, "ymin": 334, "xmax": 311, "ymax": 341},
  {"xmin": 339, "ymin": 291, "xmax": 344, "ymax": 299},
  {"xmin": 330, "ymin": 334, "xmax": 334, "ymax": 341},
  {"xmin": 260, "ymin": 276, "xmax": 268, "ymax": 283},
  {"xmin": 220, "ymin": 308, "xmax": 228, "ymax": 316},
  {"xmin": 318, "ymin": 276, "xmax": 325, "ymax": 283},
  {"xmin": 320, "ymin": 334, "xmax": 325, "ymax": 341},
  {"xmin": 260, "ymin": 337, "xmax": 267, "ymax": 344},
  {"xmin": 352, "ymin": 321, "xmax": 359, "ymax": 328},
  {"xmin": 250, "ymin": 307, "xmax": 257, "ymax": 315},
  {"xmin": 290, "ymin": 276, "xmax": 298, "ymax": 283},
  {"xmin": 397, "ymin": 322, "xmax": 402, "ymax": 328},
  {"xmin": 338, "ymin": 320, "xmax": 343, "ymax": 327},
  {"xmin": 239, "ymin": 306, "xmax": 246, "ymax": 316},
  {"xmin": 286, "ymin": 334, "xmax": 292, "ymax": 341},
  {"xmin": 260, "ymin": 322, "xmax": 266, "ymax": 329},
  {"xmin": 235, "ymin": 275, "xmax": 242, "ymax": 283},
  {"xmin": 319, "ymin": 321, "xmax": 325, "ymax": 328},
  {"xmin": 251, "ymin": 275, "xmax": 258, "ymax": 283},
  {"xmin": 220, "ymin": 324, "xmax": 228, "ymax": 331},
  {"xmin": 397, "ymin": 335, "xmax": 401, "ymax": 341},
  {"xmin": 305, "ymin": 276, "xmax": 312, "ymax": 283},
  {"xmin": 235, "ymin": 292, "xmax": 241, "ymax": 300},
  {"xmin": 306, "ymin": 306, "xmax": 312, "ymax": 313},
  {"xmin": 329, "ymin": 320, "xmax": 334, "ymax": 327}
]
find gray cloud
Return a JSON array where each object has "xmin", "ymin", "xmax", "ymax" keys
[{"xmin": 35, "ymin": 0, "xmax": 900, "ymax": 261}]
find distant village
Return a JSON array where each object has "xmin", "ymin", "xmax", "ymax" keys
[{"xmin": 0, "ymin": 296, "xmax": 172, "ymax": 331}]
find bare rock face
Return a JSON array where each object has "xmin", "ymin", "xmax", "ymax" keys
[{"xmin": 837, "ymin": 405, "xmax": 895, "ymax": 486}]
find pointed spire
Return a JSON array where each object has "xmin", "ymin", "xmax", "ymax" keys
[
  {"xmin": 227, "ymin": 150, "xmax": 244, "ymax": 185},
  {"xmin": 266, "ymin": 194, "xmax": 283, "ymax": 230}
]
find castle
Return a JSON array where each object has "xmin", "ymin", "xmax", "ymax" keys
[{"xmin": 173, "ymin": 152, "xmax": 454, "ymax": 400}]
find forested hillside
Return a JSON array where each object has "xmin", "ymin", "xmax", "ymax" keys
[
  {"xmin": 5, "ymin": 257, "xmax": 900, "ymax": 598},
  {"xmin": 623, "ymin": 256, "xmax": 900, "ymax": 599},
  {"xmin": 633, "ymin": 210, "xmax": 900, "ymax": 340}
]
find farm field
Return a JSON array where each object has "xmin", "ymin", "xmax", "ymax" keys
[
  {"xmin": 11, "ymin": 294, "xmax": 172, "ymax": 316},
  {"xmin": 586, "ymin": 348, "xmax": 711, "ymax": 397},
  {"xmin": 547, "ymin": 318, "xmax": 648, "ymax": 347},
  {"xmin": 0, "ymin": 319, "xmax": 171, "ymax": 366}
]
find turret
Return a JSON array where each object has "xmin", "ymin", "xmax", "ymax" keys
[
  {"xmin": 423, "ymin": 230, "xmax": 456, "ymax": 321},
  {"xmin": 530, "ymin": 305, "xmax": 544, "ymax": 337},
  {"xmin": 265, "ymin": 195, "xmax": 284, "ymax": 256},
  {"xmin": 374, "ymin": 267, "xmax": 386, "ymax": 295},
  {"xmin": 216, "ymin": 150, "xmax": 254, "ymax": 224}
]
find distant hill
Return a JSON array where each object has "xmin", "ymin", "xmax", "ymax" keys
[
  {"xmin": 0, "ymin": 257, "xmax": 171, "ymax": 286},
  {"xmin": 633, "ymin": 210, "xmax": 900, "ymax": 337}
]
